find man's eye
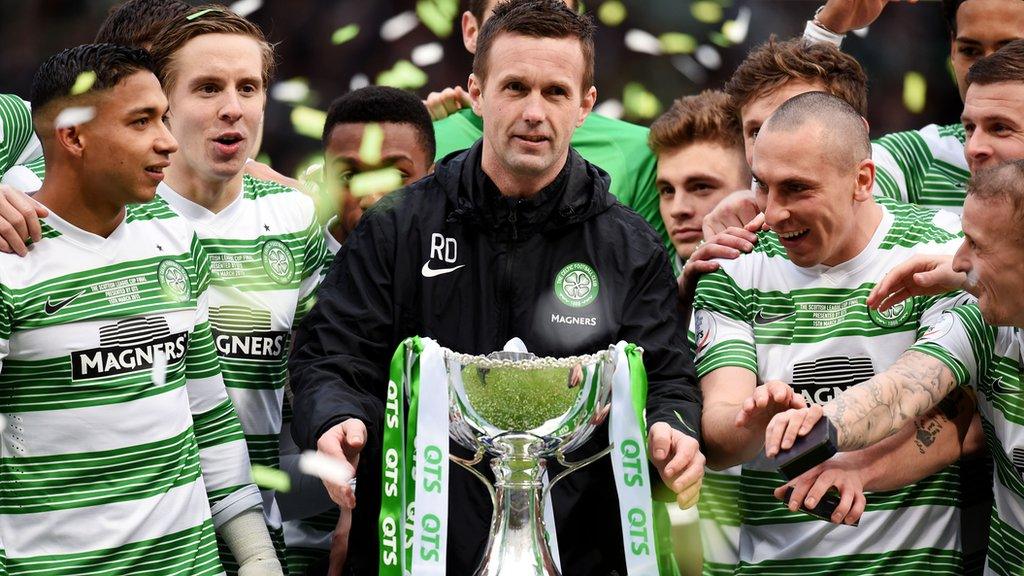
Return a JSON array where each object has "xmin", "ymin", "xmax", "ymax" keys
[
  {"xmin": 134, "ymin": 117, "xmax": 149, "ymax": 127},
  {"xmin": 658, "ymin": 186, "xmax": 674, "ymax": 197},
  {"xmin": 958, "ymin": 47, "xmax": 981, "ymax": 58}
]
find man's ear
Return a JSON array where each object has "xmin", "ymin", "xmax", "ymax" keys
[
  {"xmin": 462, "ymin": 11, "xmax": 480, "ymax": 54},
  {"xmin": 56, "ymin": 124, "xmax": 86, "ymax": 159},
  {"xmin": 468, "ymin": 74, "xmax": 484, "ymax": 117},
  {"xmin": 578, "ymin": 86, "xmax": 597, "ymax": 127},
  {"xmin": 853, "ymin": 158, "xmax": 876, "ymax": 201}
]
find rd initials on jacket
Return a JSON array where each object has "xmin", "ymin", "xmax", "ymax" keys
[{"xmin": 421, "ymin": 233, "xmax": 465, "ymax": 278}]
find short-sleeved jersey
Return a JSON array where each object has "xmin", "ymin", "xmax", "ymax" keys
[
  {"xmin": 159, "ymin": 176, "xmax": 328, "ymax": 573},
  {"xmin": 912, "ymin": 304, "xmax": 1024, "ymax": 576},
  {"xmin": 432, "ymin": 109, "xmax": 667, "ymax": 247},
  {"xmin": 0, "ymin": 95, "xmax": 41, "ymax": 176},
  {"xmin": 693, "ymin": 198, "xmax": 967, "ymax": 575},
  {"xmin": 872, "ymin": 123, "xmax": 969, "ymax": 214},
  {"xmin": 0, "ymin": 198, "xmax": 261, "ymax": 576}
]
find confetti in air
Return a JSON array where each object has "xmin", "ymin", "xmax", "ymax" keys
[
  {"xmin": 228, "ymin": 0, "xmax": 262, "ymax": 17},
  {"xmin": 152, "ymin": 350, "xmax": 167, "ymax": 388},
  {"xmin": 380, "ymin": 11, "xmax": 419, "ymax": 42},
  {"xmin": 349, "ymin": 74, "xmax": 370, "ymax": 91},
  {"xmin": 55, "ymin": 106, "xmax": 97, "ymax": 129},
  {"xmin": 291, "ymin": 106, "xmax": 327, "ymax": 140},
  {"xmin": 903, "ymin": 71, "xmax": 927, "ymax": 114},
  {"xmin": 691, "ymin": 1, "xmax": 724, "ymax": 24},
  {"xmin": 331, "ymin": 24, "xmax": 360, "ymax": 45},
  {"xmin": 659, "ymin": 32, "xmax": 697, "ymax": 55},
  {"xmin": 70, "ymin": 71, "xmax": 96, "ymax": 95},
  {"xmin": 593, "ymin": 99, "xmax": 624, "ymax": 120},
  {"xmin": 623, "ymin": 82, "xmax": 661, "ymax": 120},
  {"xmin": 376, "ymin": 60, "xmax": 428, "ymax": 90},
  {"xmin": 671, "ymin": 55, "xmax": 708, "ymax": 85},
  {"xmin": 852, "ymin": 27, "xmax": 869, "ymax": 38},
  {"xmin": 722, "ymin": 7, "xmax": 751, "ymax": 44},
  {"xmin": 695, "ymin": 45, "xmax": 722, "ymax": 70},
  {"xmin": 411, "ymin": 42, "xmax": 444, "ymax": 67},
  {"xmin": 597, "ymin": 1, "xmax": 627, "ymax": 27},
  {"xmin": 359, "ymin": 123, "xmax": 385, "ymax": 165},
  {"xmin": 270, "ymin": 78, "xmax": 311, "ymax": 104},
  {"xmin": 624, "ymin": 29, "xmax": 662, "ymax": 55},
  {"xmin": 299, "ymin": 450, "xmax": 356, "ymax": 486},
  {"xmin": 417, "ymin": 0, "xmax": 455, "ymax": 38},
  {"xmin": 252, "ymin": 464, "xmax": 292, "ymax": 493},
  {"xmin": 186, "ymin": 8, "xmax": 217, "ymax": 20},
  {"xmin": 349, "ymin": 168, "xmax": 403, "ymax": 198}
]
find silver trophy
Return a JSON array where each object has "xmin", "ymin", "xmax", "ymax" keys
[{"xmin": 427, "ymin": 345, "xmax": 618, "ymax": 576}]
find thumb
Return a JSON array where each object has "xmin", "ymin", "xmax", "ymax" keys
[{"xmin": 341, "ymin": 419, "xmax": 367, "ymax": 451}]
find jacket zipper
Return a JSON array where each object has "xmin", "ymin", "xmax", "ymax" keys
[{"xmin": 498, "ymin": 205, "xmax": 518, "ymax": 340}]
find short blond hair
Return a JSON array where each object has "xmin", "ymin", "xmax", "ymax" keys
[{"xmin": 648, "ymin": 90, "xmax": 743, "ymax": 155}]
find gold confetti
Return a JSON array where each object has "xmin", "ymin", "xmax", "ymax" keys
[
  {"xmin": 332, "ymin": 24, "xmax": 360, "ymax": 45},
  {"xmin": 903, "ymin": 71, "xmax": 927, "ymax": 114},
  {"xmin": 349, "ymin": 167, "xmax": 403, "ymax": 198},
  {"xmin": 691, "ymin": 1, "xmax": 724, "ymax": 24},
  {"xmin": 291, "ymin": 106, "xmax": 327, "ymax": 140},
  {"xmin": 251, "ymin": 465, "xmax": 291, "ymax": 493},
  {"xmin": 623, "ymin": 82, "xmax": 661, "ymax": 120},
  {"xmin": 659, "ymin": 32, "xmax": 697, "ymax": 55},
  {"xmin": 359, "ymin": 123, "xmax": 384, "ymax": 166},
  {"xmin": 597, "ymin": 1, "xmax": 627, "ymax": 27},
  {"xmin": 70, "ymin": 71, "xmax": 96, "ymax": 95}
]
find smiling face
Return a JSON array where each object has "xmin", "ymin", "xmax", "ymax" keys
[
  {"xmin": 739, "ymin": 79, "xmax": 825, "ymax": 167},
  {"xmin": 657, "ymin": 142, "xmax": 748, "ymax": 259},
  {"xmin": 81, "ymin": 71, "xmax": 178, "ymax": 205},
  {"xmin": 950, "ymin": 0, "xmax": 1024, "ymax": 100},
  {"xmin": 324, "ymin": 121, "xmax": 433, "ymax": 237},
  {"xmin": 469, "ymin": 33, "xmax": 595, "ymax": 196},
  {"xmin": 953, "ymin": 194, "xmax": 1024, "ymax": 326},
  {"xmin": 962, "ymin": 81, "xmax": 1024, "ymax": 173},
  {"xmin": 163, "ymin": 33, "xmax": 266, "ymax": 189},
  {"xmin": 751, "ymin": 121, "xmax": 875, "ymax": 268}
]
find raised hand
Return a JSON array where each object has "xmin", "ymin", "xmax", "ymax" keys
[
  {"xmin": 735, "ymin": 379, "xmax": 807, "ymax": 433},
  {"xmin": 315, "ymin": 418, "xmax": 367, "ymax": 509},
  {"xmin": 866, "ymin": 255, "xmax": 964, "ymax": 312}
]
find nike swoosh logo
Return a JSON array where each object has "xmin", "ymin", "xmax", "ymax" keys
[
  {"xmin": 44, "ymin": 290, "xmax": 86, "ymax": 315},
  {"xmin": 991, "ymin": 377, "xmax": 1024, "ymax": 395},
  {"xmin": 421, "ymin": 262, "xmax": 466, "ymax": 278},
  {"xmin": 753, "ymin": 310, "xmax": 795, "ymax": 326}
]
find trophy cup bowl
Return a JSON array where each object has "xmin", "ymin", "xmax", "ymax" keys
[{"xmin": 436, "ymin": 345, "xmax": 617, "ymax": 576}]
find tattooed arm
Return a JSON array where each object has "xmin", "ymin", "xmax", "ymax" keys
[{"xmin": 763, "ymin": 350, "xmax": 960, "ymax": 456}]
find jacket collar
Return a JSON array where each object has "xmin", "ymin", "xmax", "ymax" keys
[{"xmin": 436, "ymin": 140, "xmax": 614, "ymax": 237}]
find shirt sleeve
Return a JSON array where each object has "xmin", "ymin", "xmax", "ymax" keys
[
  {"xmin": 0, "ymin": 95, "xmax": 38, "ymax": 176},
  {"xmin": 294, "ymin": 211, "xmax": 330, "ymax": 326},
  {"xmin": 186, "ymin": 234, "xmax": 263, "ymax": 528},
  {"xmin": 871, "ymin": 139, "xmax": 912, "ymax": 204},
  {"xmin": 909, "ymin": 303, "xmax": 995, "ymax": 390},
  {"xmin": 691, "ymin": 268, "xmax": 757, "ymax": 378}
]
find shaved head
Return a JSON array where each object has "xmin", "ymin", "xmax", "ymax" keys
[{"xmin": 760, "ymin": 91, "xmax": 871, "ymax": 175}]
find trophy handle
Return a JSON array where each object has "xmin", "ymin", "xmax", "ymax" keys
[
  {"xmin": 450, "ymin": 446, "xmax": 498, "ymax": 508},
  {"xmin": 542, "ymin": 444, "xmax": 614, "ymax": 500}
]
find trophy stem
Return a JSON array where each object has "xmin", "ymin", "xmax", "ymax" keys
[{"xmin": 474, "ymin": 454, "xmax": 560, "ymax": 576}]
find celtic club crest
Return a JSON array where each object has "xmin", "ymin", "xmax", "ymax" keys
[
  {"xmin": 867, "ymin": 296, "xmax": 916, "ymax": 328},
  {"xmin": 262, "ymin": 239, "xmax": 295, "ymax": 285},
  {"xmin": 554, "ymin": 262, "xmax": 600, "ymax": 308},
  {"xmin": 158, "ymin": 259, "xmax": 191, "ymax": 302}
]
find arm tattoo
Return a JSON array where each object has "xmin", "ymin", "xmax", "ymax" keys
[
  {"xmin": 913, "ymin": 388, "xmax": 965, "ymax": 454},
  {"xmin": 825, "ymin": 351, "xmax": 957, "ymax": 451}
]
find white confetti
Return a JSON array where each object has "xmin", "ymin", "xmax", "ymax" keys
[
  {"xmin": 411, "ymin": 42, "xmax": 444, "ymax": 67},
  {"xmin": 671, "ymin": 55, "xmax": 708, "ymax": 85},
  {"xmin": 0, "ymin": 116, "xmax": 4, "ymax": 145},
  {"xmin": 349, "ymin": 74, "xmax": 370, "ymax": 91},
  {"xmin": 593, "ymin": 99, "xmax": 624, "ymax": 119},
  {"xmin": 299, "ymin": 450, "xmax": 356, "ymax": 487},
  {"xmin": 270, "ymin": 78, "xmax": 311, "ymax": 103},
  {"xmin": 381, "ymin": 11, "xmax": 419, "ymax": 42},
  {"xmin": 152, "ymin": 350, "xmax": 167, "ymax": 388},
  {"xmin": 695, "ymin": 45, "xmax": 722, "ymax": 70},
  {"xmin": 54, "ymin": 106, "xmax": 96, "ymax": 129},
  {"xmin": 228, "ymin": 0, "xmax": 262, "ymax": 17},
  {"xmin": 722, "ymin": 7, "xmax": 751, "ymax": 44},
  {"xmin": 852, "ymin": 26, "xmax": 869, "ymax": 38},
  {"xmin": 624, "ymin": 28, "xmax": 661, "ymax": 56}
]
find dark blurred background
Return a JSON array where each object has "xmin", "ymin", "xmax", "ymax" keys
[{"xmin": 0, "ymin": 0, "xmax": 963, "ymax": 178}]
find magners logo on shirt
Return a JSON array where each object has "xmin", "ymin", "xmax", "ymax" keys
[
  {"xmin": 71, "ymin": 316, "xmax": 188, "ymax": 380},
  {"xmin": 210, "ymin": 305, "xmax": 288, "ymax": 360}
]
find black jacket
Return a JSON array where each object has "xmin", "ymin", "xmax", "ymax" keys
[{"xmin": 290, "ymin": 142, "xmax": 701, "ymax": 575}]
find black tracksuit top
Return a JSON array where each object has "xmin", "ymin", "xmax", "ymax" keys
[{"xmin": 289, "ymin": 142, "xmax": 702, "ymax": 575}]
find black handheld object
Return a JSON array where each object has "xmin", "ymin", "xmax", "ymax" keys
[
  {"xmin": 782, "ymin": 486, "xmax": 859, "ymax": 527},
  {"xmin": 773, "ymin": 417, "xmax": 839, "ymax": 480}
]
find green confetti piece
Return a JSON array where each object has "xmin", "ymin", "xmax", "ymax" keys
[
  {"xmin": 376, "ymin": 60, "xmax": 428, "ymax": 90},
  {"xmin": 359, "ymin": 123, "xmax": 384, "ymax": 166},
  {"xmin": 331, "ymin": 23, "xmax": 360, "ymax": 45},
  {"xmin": 709, "ymin": 31, "xmax": 732, "ymax": 48},
  {"xmin": 291, "ymin": 106, "xmax": 327, "ymax": 140},
  {"xmin": 722, "ymin": 19, "xmax": 746, "ymax": 44},
  {"xmin": 417, "ymin": 0, "xmax": 454, "ymax": 38},
  {"xmin": 349, "ymin": 167, "xmax": 403, "ymax": 198},
  {"xmin": 623, "ymin": 82, "xmax": 661, "ymax": 121},
  {"xmin": 186, "ymin": 8, "xmax": 217, "ymax": 20},
  {"xmin": 435, "ymin": 0, "xmax": 459, "ymax": 19},
  {"xmin": 597, "ymin": 1, "xmax": 627, "ymax": 27},
  {"xmin": 903, "ymin": 71, "xmax": 927, "ymax": 114},
  {"xmin": 251, "ymin": 465, "xmax": 291, "ymax": 493},
  {"xmin": 70, "ymin": 71, "xmax": 96, "ymax": 95},
  {"xmin": 691, "ymin": 1, "xmax": 723, "ymax": 24},
  {"xmin": 578, "ymin": 0, "xmax": 586, "ymax": 14},
  {"xmin": 659, "ymin": 32, "xmax": 696, "ymax": 55}
]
